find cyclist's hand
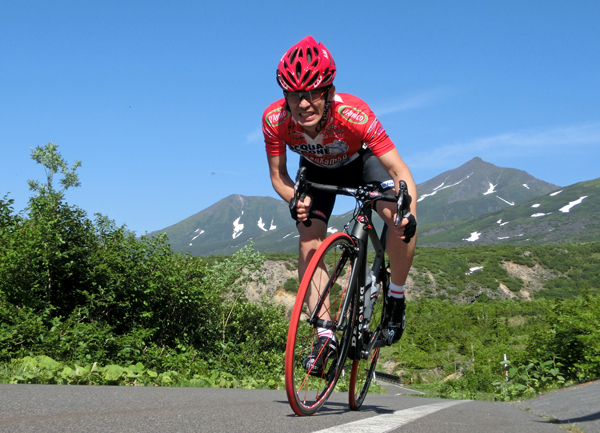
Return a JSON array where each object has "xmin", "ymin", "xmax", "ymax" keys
[
  {"xmin": 290, "ymin": 196, "xmax": 312, "ymax": 225},
  {"xmin": 396, "ymin": 213, "xmax": 417, "ymax": 243},
  {"xmin": 291, "ymin": 195, "xmax": 312, "ymax": 223}
]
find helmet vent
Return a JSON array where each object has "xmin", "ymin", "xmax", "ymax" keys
[
  {"xmin": 280, "ymin": 73, "xmax": 293, "ymax": 89},
  {"xmin": 289, "ymin": 48, "xmax": 298, "ymax": 64},
  {"xmin": 305, "ymin": 72, "xmax": 318, "ymax": 88},
  {"xmin": 295, "ymin": 61, "xmax": 303, "ymax": 79}
]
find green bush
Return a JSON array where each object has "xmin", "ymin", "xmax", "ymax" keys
[{"xmin": 0, "ymin": 144, "xmax": 287, "ymax": 388}]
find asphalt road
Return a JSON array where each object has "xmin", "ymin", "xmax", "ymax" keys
[
  {"xmin": 517, "ymin": 380, "xmax": 600, "ymax": 433},
  {"xmin": 0, "ymin": 381, "xmax": 597, "ymax": 433}
]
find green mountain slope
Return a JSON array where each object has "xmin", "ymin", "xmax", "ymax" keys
[
  {"xmin": 416, "ymin": 157, "xmax": 559, "ymax": 224},
  {"xmin": 418, "ymin": 178, "xmax": 600, "ymax": 246},
  {"xmin": 148, "ymin": 195, "xmax": 296, "ymax": 256}
]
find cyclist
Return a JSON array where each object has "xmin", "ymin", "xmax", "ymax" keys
[{"xmin": 263, "ymin": 36, "xmax": 417, "ymax": 373}]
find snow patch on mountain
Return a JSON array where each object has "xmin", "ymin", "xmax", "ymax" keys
[
  {"xmin": 483, "ymin": 183, "xmax": 497, "ymax": 195},
  {"xmin": 463, "ymin": 231, "xmax": 481, "ymax": 242},
  {"xmin": 258, "ymin": 217, "xmax": 277, "ymax": 231},
  {"xmin": 550, "ymin": 190, "xmax": 563, "ymax": 196},
  {"xmin": 417, "ymin": 173, "xmax": 473, "ymax": 202},
  {"xmin": 466, "ymin": 266, "xmax": 484, "ymax": 275},
  {"xmin": 496, "ymin": 196, "xmax": 515, "ymax": 206},
  {"xmin": 232, "ymin": 212, "xmax": 244, "ymax": 239},
  {"xmin": 559, "ymin": 196, "xmax": 588, "ymax": 213},
  {"xmin": 191, "ymin": 230, "xmax": 204, "ymax": 241},
  {"xmin": 523, "ymin": 184, "xmax": 530, "ymax": 189},
  {"xmin": 257, "ymin": 217, "xmax": 267, "ymax": 232}
]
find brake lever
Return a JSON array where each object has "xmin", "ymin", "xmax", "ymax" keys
[
  {"xmin": 394, "ymin": 180, "xmax": 412, "ymax": 227},
  {"xmin": 291, "ymin": 167, "xmax": 312, "ymax": 227}
]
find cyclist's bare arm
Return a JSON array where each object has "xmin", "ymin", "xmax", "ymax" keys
[
  {"xmin": 267, "ymin": 153, "xmax": 294, "ymax": 202},
  {"xmin": 376, "ymin": 148, "xmax": 418, "ymax": 217}
]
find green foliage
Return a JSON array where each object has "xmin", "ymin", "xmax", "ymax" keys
[
  {"xmin": 528, "ymin": 244, "xmax": 600, "ymax": 299},
  {"xmin": 435, "ymin": 371, "xmax": 497, "ymax": 400},
  {"xmin": 27, "ymin": 142, "xmax": 82, "ymax": 197},
  {"xmin": 411, "ymin": 246, "xmax": 528, "ymax": 299},
  {"xmin": 0, "ymin": 354, "xmax": 285, "ymax": 388},
  {"xmin": 380, "ymin": 292, "xmax": 600, "ymax": 401},
  {"xmin": 263, "ymin": 252, "xmax": 297, "ymax": 261},
  {"xmin": 283, "ymin": 277, "xmax": 300, "ymax": 293},
  {"xmin": 0, "ymin": 144, "xmax": 288, "ymax": 389},
  {"xmin": 493, "ymin": 357, "xmax": 565, "ymax": 401},
  {"xmin": 411, "ymin": 243, "xmax": 600, "ymax": 300},
  {"xmin": 524, "ymin": 291, "xmax": 600, "ymax": 381}
]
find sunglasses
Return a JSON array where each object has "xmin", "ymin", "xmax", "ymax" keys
[{"xmin": 284, "ymin": 87, "xmax": 329, "ymax": 104}]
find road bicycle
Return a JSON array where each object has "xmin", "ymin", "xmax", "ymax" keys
[{"xmin": 285, "ymin": 166, "xmax": 412, "ymax": 416}]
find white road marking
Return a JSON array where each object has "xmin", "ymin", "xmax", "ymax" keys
[{"xmin": 311, "ymin": 400, "xmax": 467, "ymax": 433}]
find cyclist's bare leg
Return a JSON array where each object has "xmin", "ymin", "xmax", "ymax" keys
[
  {"xmin": 297, "ymin": 219, "xmax": 332, "ymax": 321},
  {"xmin": 376, "ymin": 201, "xmax": 416, "ymax": 286}
]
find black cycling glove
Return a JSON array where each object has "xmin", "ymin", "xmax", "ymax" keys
[{"xmin": 403, "ymin": 213, "xmax": 417, "ymax": 243}]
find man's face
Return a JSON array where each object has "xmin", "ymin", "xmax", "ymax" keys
[{"xmin": 285, "ymin": 86, "xmax": 334, "ymax": 136}]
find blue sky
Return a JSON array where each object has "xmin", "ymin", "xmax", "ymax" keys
[{"xmin": 2, "ymin": 1, "xmax": 599, "ymax": 234}]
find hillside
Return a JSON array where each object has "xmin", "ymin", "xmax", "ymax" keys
[
  {"xmin": 251, "ymin": 241, "xmax": 600, "ymax": 319},
  {"xmin": 150, "ymin": 195, "xmax": 296, "ymax": 256},
  {"xmin": 416, "ymin": 157, "xmax": 558, "ymax": 224},
  {"xmin": 418, "ymin": 177, "xmax": 600, "ymax": 246},
  {"xmin": 149, "ymin": 158, "xmax": 575, "ymax": 256}
]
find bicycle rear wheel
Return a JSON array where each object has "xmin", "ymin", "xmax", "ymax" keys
[
  {"xmin": 348, "ymin": 268, "xmax": 387, "ymax": 410},
  {"xmin": 285, "ymin": 233, "xmax": 357, "ymax": 416}
]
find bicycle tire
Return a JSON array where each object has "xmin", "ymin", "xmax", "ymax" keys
[
  {"xmin": 285, "ymin": 233, "xmax": 357, "ymax": 416},
  {"xmin": 348, "ymin": 267, "xmax": 387, "ymax": 410}
]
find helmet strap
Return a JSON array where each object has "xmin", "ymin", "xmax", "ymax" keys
[{"xmin": 315, "ymin": 86, "xmax": 332, "ymax": 134}]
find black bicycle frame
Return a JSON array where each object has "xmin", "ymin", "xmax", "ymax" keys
[{"xmin": 346, "ymin": 205, "xmax": 389, "ymax": 360}]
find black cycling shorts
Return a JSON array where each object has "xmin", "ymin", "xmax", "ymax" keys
[{"xmin": 299, "ymin": 148, "xmax": 393, "ymax": 225}]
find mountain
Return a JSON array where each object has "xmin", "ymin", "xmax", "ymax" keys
[
  {"xmin": 149, "ymin": 158, "xmax": 593, "ymax": 256},
  {"xmin": 418, "ymin": 177, "xmax": 600, "ymax": 246},
  {"xmin": 149, "ymin": 195, "xmax": 296, "ymax": 256},
  {"xmin": 416, "ymin": 157, "xmax": 559, "ymax": 224}
]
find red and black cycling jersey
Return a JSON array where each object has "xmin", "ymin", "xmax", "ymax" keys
[{"xmin": 263, "ymin": 93, "xmax": 395, "ymax": 168}]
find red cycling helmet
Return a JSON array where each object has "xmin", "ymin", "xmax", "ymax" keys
[{"xmin": 276, "ymin": 36, "xmax": 336, "ymax": 91}]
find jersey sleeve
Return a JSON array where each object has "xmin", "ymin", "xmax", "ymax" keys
[
  {"xmin": 336, "ymin": 94, "xmax": 396, "ymax": 157},
  {"xmin": 262, "ymin": 100, "xmax": 291, "ymax": 157},
  {"xmin": 363, "ymin": 117, "xmax": 395, "ymax": 157}
]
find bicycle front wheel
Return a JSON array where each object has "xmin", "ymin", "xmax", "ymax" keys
[
  {"xmin": 285, "ymin": 233, "xmax": 357, "ymax": 416},
  {"xmin": 348, "ymin": 269, "xmax": 387, "ymax": 410}
]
